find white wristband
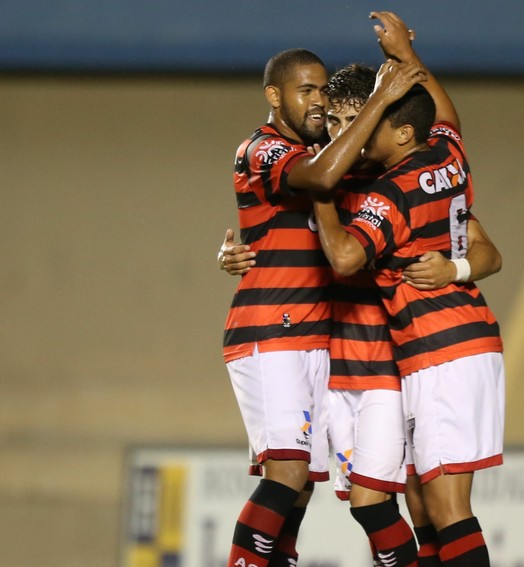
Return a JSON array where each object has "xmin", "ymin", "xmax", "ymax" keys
[{"xmin": 451, "ymin": 258, "xmax": 471, "ymax": 282}]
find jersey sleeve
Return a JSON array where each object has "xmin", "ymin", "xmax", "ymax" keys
[
  {"xmin": 344, "ymin": 179, "xmax": 412, "ymax": 264},
  {"xmin": 246, "ymin": 136, "xmax": 309, "ymax": 198}
]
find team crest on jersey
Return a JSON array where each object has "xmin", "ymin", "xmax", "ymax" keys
[
  {"xmin": 355, "ymin": 195, "xmax": 390, "ymax": 230},
  {"xmin": 282, "ymin": 313, "xmax": 291, "ymax": 327},
  {"xmin": 255, "ymin": 139, "xmax": 292, "ymax": 165}
]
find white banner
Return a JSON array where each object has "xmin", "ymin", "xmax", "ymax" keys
[{"xmin": 120, "ymin": 447, "xmax": 524, "ymax": 567}]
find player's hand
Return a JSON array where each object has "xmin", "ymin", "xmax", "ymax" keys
[
  {"xmin": 373, "ymin": 59, "xmax": 426, "ymax": 106},
  {"xmin": 217, "ymin": 228, "xmax": 256, "ymax": 276},
  {"xmin": 402, "ymin": 251, "xmax": 455, "ymax": 290},
  {"xmin": 370, "ymin": 11, "xmax": 416, "ymax": 63},
  {"xmin": 307, "ymin": 143, "xmax": 322, "ymax": 156}
]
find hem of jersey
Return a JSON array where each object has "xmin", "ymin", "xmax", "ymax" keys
[
  {"xmin": 407, "ymin": 453, "xmax": 503, "ymax": 484},
  {"xmin": 349, "ymin": 472, "xmax": 406, "ymax": 494},
  {"xmin": 224, "ymin": 338, "xmax": 330, "ymax": 363},
  {"xmin": 328, "ymin": 376, "xmax": 401, "ymax": 391},
  {"xmin": 397, "ymin": 342, "xmax": 504, "ymax": 377}
]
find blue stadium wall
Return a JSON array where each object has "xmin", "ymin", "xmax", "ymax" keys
[{"xmin": 1, "ymin": 0, "xmax": 523, "ymax": 75}]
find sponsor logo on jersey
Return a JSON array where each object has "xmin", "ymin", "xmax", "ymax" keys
[
  {"xmin": 418, "ymin": 158, "xmax": 466, "ymax": 194},
  {"xmin": 355, "ymin": 195, "xmax": 390, "ymax": 230}
]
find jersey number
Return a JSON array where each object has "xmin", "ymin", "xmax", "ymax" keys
[{"xmin": 449, "ymin": 194, "xmax": 468, "ymax": 258}]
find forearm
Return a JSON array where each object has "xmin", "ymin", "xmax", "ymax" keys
[
  {"xmin": 461, "ymin": 220, "xmax": 502, "ymax": 282},
  {"xmin": 313, "ymin": 199, "xmax": 367, "ymax": 276},
  {"xmin": 288, "ymin": 59, "xmax": 427, "ymax": 192},
  {"xmin": 290, "ymin": 93, "xmax": 389, "ymax": 192},
  {"xmin": 463, "ymin": 241, "xmax": 502, "ymax": 282}
]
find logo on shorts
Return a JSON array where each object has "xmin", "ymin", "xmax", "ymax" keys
[
  {"xmin": 296, "ymin": 411, "xmax": 312, "ymax": 446},
  {"xmin": 336, "ymin": 449, "xmax": 353, "ymax": 475}
]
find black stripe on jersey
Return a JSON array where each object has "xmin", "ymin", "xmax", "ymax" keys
[
  {"xmin": 330, "ymin": 357, "xmax": 398, "ymax": 377},
  {"xmin": 223, "ymin": 319, "xmax": 332, "ymax": 347},
  {"xmin": 374, "ymin": 255, "xmax": 419, "ymax": 271},
  {"xmin": 237, "ymin": 191, "xmax": 262, "ymax": 209},
  {"xmin": 331, "ymin": 321, "xmax": 392, "ymax": 342},
  {"xmin": 330, "ymin": 283, "xmax": 382, "ymax": 305},
  {"xmin": 390, "ymin": 289, "xmax": 489, "ymax": 332},
  {"xmin": 231, "ymin": 285, "xmax": 330, "ymax": 307},
  {"xmin": 410, "ymin": 216, "xmax": 452, "ymax": 240},
  {"xmin": 240, "ymin": 210, "xmax": 314, "ymax": 245},
  {"xmin": 395, "ymin": 320, "xmax": 501, "ymax": 362},
  {"xmin": 254, "ymin": 249, "xmax": 329, "ymax": 268}
]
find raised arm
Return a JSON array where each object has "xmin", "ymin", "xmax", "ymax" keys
[
  {"xmin": 286, "ymin": 59, "xmax": 427, "ymax": 192},
  {"xmin": 369, "ymin": 11, "xmax": 461, "ymax": 132},
  {"xmin": 402, "ymin": 219, "xmax": 502, "ymax": 289}
]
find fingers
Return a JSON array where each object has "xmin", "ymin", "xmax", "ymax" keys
[
  {"xmin": 224, "ymin": 228, "xmax": 235, "ymax": 244},
  {"xmin": 222, "ymin": 246, "xmax": 256, "ymax": 275}
]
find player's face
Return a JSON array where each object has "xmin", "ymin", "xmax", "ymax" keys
[
  {"xmin": 279, "ymin": 63, "xmax": 328, "ymax": 144},
  {"xmin": 326, "ymin": 101, "xmax": 361, "ymax": 141},
  {"xmin": 361, "ymin": 117, "xmax": 397, "ymax": 165}
]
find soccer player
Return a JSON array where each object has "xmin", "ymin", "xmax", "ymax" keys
[
  {"xmin": 311, "ymin": 11, "xmax": 505, "ymax": 567},
  {"xmin": 222, "ymin": 47, "xmax": 426, "ymax": 567}
]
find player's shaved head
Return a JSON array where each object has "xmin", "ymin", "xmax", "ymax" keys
[{"xmin": 263, "ymin": 48, "xmax": 325, "ymax": 88}]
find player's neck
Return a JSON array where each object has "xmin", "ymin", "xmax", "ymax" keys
[{"xmin": 385, "ymin": 142, "xmax": 429, "ymax": 170}]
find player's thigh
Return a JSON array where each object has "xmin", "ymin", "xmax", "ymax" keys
[{"xmin": 352, "ymin": 389, "xmax": 406, "ymax": 481}]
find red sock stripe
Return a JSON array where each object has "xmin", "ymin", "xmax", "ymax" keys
[
  {"xmin": 238, "ymin": 501, "xmax": 284, "ymax": 536},
  {"xmin": 371, "ymin": 517, "xmax": 413, "ymax": 549},
  {"xmin": 439, "ymin": 531, "xmax": 486, "ymax": 561},
  {"xmin": 419, "ymin": 542, "xmax": 440, "ymax": 557}
]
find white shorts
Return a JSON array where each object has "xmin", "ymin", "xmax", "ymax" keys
[
  {"xmin": 402, "ymin": 352, "xmax": 505, "ymax": 484},
  {"xmin": 226, "ymin": 346, "xmax": 330, "ymax": 482},
  {"xmin": 328, "ymin": 388, "xmax": 407, "ymax": 500}
]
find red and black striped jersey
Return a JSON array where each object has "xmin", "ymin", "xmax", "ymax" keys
[
  {"xmin": 330, "ymin": 168, "xmax": 400, "ymax": 391},
  {"xmin": 223, "ymin": 124, "xmax": 332, "ymax": 362},
  {"xmin": 344, "ymin": 122, "xmax": 503, "ymax": 377}
]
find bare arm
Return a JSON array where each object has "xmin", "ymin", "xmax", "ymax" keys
[
  {"xmin": 217, "ymin": 228, "xmax": 256, "ymax": 276},
  {"xmin": 312, "ymin": 197, "xmax": 367, "ymax": 276},
  {"xmin": 370, "ymin": 11, "xmax": 461, "ymax": 132},
  {"xmin": 287, "ymin": 59, "xmax": 427, "ymax": 192},
  {"xmin": 402, "ymin": 219, "xmax": 502, "ymax": 289}
]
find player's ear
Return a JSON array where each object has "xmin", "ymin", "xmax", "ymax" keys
[
  {"xmin": 397, "ymin": 124, "xmax": 415, "ymax": 147},
  {"xmin": 265, "ymin": 85, "xmax": 281, "ymax": 109}
]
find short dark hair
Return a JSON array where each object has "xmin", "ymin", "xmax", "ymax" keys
[
  {"xmin": 263, "ymin": 48, "xmax": 325, "ymax": 88},
  {"xmin": 326, "ymin": 63, "xmax": 377, "ymax": 112},
  {"xmin": 383, "ymin": 84, "xmax": 436, "ymax": 144}
]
